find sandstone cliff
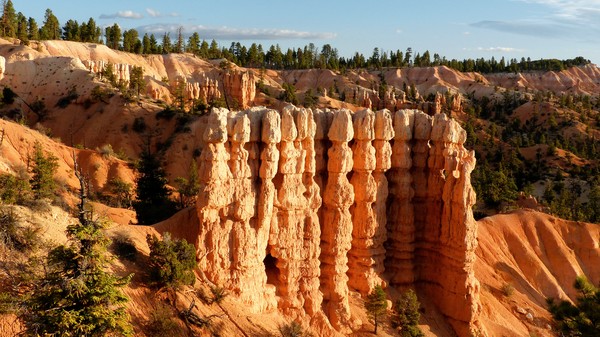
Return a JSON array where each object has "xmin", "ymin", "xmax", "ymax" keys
[{"xmin": 193, "ymin": 105, "xmax": 481, "ymax": 336}]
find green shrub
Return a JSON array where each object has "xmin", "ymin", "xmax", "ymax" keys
[
  {"xmin": 502, "ymin": 283, "xmax": 515, "ymax": 297},
  {"xmin": 0, "ymin": 207, "xmax": 40, "ymax": 252},
  {"xmin": 0, "ymin": 171, "xmax": 31, "ymax": 205},
  {"xmin": 146, "ymin": 304, "xmax": 185, "ymax": 337},
  {"xmin": 112, "ymin": 234, "xmax": 137, "ymax": 261},
  {"xmin": 132, "ymin": 116, "xmax": 147, "ymax": 133},
  {"xmin": 210, "ymin": 286, "xmax": 228, "ymax": 304},
  {"xmin": 279, "ymin": 321, "xmax": 312, "ymax": 337},
  {"xmin": 147, "ymin": 233, "xmax": 196, "ymax": 289}
]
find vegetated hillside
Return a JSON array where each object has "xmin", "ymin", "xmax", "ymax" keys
[{"xmin": 0, "ymin": 38, "xmax": 598, "ymax": 336}]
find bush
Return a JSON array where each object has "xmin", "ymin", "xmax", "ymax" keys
[
  {"xmin": 502, "ymin": 283, "xmax": 515, "ymax": 297},
  {"xmin": 210, "ymin": 286, "xmax": 228, "ymax": 304},
  {"xmin": 279, "ymin": 321, "xmax": 312, "ymax": 337},
  {"xmin": 96, "ymin": 143, "xmax": 115, "ymax": 158},
  {"xmin": 146, "ymin": 304, "xmax": 185, "ymax": 337},
  {"xmin": 132, "ymin": 116, "xmax": 147, "ymax": 133},
  {"xmin": 0, "ymin": 207, "xmax": 39, "ymax": 252},
  {"xmin": 147, "ymin": 233, "xmax": 196, "ymax": 289},
  {"xmin": 112, "ymin": 234, "xmax": 137, "ymax": 261},
  {"xmin": 0, "ymin": 171, "xmax": 31, "ymax": 205}
]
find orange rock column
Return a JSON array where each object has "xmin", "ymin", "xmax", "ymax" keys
[
  {"xmin": 296, "ymin": 107, "xmax": 324, "ymax": 317},
  {"xmin": 320, "ymin": 109, "xmax": 354, "ymax": 331},
  {"xmin": 196, "ymin": 109, "xmax": 234, "ymax": 287},
  {"xmin": 386, "ymin": 109, "xmax": 418, "ymax": 285},
  {"xmin": 348, "ymin": 109, "xmax": 381, "ymax": 294},
  {"xmin": 371, "ymin": 109, "xmax": 394, "ymax": 281},
  {"xmin": 270, "ymin": 108, "xmax": 307, "ymax": 314}
]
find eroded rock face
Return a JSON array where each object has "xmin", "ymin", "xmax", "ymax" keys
[{"xmin": 195, "ymin": 106, "xmax": 480, "ymax": 336}]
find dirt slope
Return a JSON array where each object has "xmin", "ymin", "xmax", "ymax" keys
[{"xmin": 475, "ymin": 209, "xmax": 599, "ymax": 336}]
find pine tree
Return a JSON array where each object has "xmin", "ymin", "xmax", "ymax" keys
[
  {"xmin": 147, "ymin": 232, "xmax": 196, "ymax": 289},
  {"xmin": 133, "ymin": 147, "xmax": 177, "ymax": 225},
  {"xmin": 39, "ymin": 8, "xmax": 60, "ymax": 40},
  {"xmin": 547, "ymin": 276, "xmax": 600, "ymax": 336},
  {"xmin": 15, "ymin": 12, "xmax": 27, "ymax": 43},
  {"xmin": 30, "ymin": 142, "xmax": 58, "ymax": 199},
  {"xmin": 161, "ymin": 32, "xmax": 171, "ymax": 54},
  {"xmin": 391, "ymin": 289, "xmax": 424, "ymax": 337},
  {"xmin": 26, "ymin": 17, "xmax": 38, "ymax": 40},
  {"xmin": 365, "ymin": 285, "xmax": 388, "ymax": 334},
  {"xmin": 174, "ymin": 160, "xmax": 199, "ymax": 208},
  {"xmin": 0, "ymin": 0, "xmax": 16, "ymax": 38},
  {"xmin": 20, "ymin": 158, "xmax": 132, "ymax": 336},
  {"xmin": 129, "ymin": 66, "xmax": 145, "ymax": 97}
]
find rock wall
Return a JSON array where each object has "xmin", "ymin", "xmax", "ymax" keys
[{"xmin": 195, "ymin": 105, "xmax": 480, "ymax": 336}]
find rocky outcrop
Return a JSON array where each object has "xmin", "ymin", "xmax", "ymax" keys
[
  {"xmin": 180, "ymin": 76, "xmax": 222, "ymax": 104},
  {"xmin": 195, "ymin": 106, "xmax": 479, "ymax": 336},
  {"xmin": 0, "ymin": 56, "xmax": 5, "ymax": 81},
  {"xmin": 223, "ymin": 70, "xmax": 256, "ymax": 109},
  {"xmin": 82, "ymin": 60, "xmax": 131, "ymax": 82}
]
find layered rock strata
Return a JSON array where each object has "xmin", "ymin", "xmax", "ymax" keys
[{"xmin": 195, "ymin": 106, "xmax": 480, "ymax": 336}]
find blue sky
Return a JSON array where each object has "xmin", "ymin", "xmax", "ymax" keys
[{"xmin": 15, "ymin": 0, "xmax": 600, "ymax": 64}]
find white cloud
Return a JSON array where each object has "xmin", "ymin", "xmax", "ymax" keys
[
  {"xmin": 137, "ymin": 24, "xmax": 336, "ymax": 40},
  {"xmin": 462, "ymin": 46, "xmax": 524, "ymax": 53},
  {"xmin": 472, "ymin": 0, "xmax": 600, "ymax": 41},
  {"xmin": 477, "ymin": 46, "xmax": 523, "ymax": 52},
  {"xmin": 99, "ymin": 10, "xmax": 143, "ymax": 19},
  {"xmin": 146, "ymin": 8, "xmax": 160, "ymax": 17},
  {"xmin": 146, "ymin": 8, "xmax": 180, "ymax": 18}
]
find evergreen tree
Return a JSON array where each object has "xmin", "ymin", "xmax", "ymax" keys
[
  {"xmin": 62, "ymin": 19, "xmax": 80, "ymax": 41},
  {"xmin": 174, "ymin": 161, "xmax": 200, "ymax": 209},
  {"xmin": 39, "ymin": 8, "xmax": 60, "ymax": 40},
  {"xmin": 149, "ymin": 33, "xmax": 158, "ymax": 54},
  {"xmin": 122, "ymin": 29, "xmax": 139, "ymax": 53},
  {"xmin": 547, "ymin": 276, "xmax": 600, "ymax": 336},
  {"xmin": 365, "ymin": 285, "xmax": 388, "ymax": 334},
  {"xmin": 391, "ymin": 289, "xmax": 424, "ymax": 337},
  {"xmin": 142, "ymin": 33, "xmax": 151, "ymax": 54},
  {"xmin": 80, "ymin": 17, "xmax": 101, "ymax": 43},
  {"xmin": 129, "ymin": 66, "xmax": 145, "ymax": 97},
  {"xmin": 161, "ymin": 32, "xmax": 171, "ymax": 54},
  {"xmin": 15, "ymin": 12, "xmax": 27, "ymax": 43},
  {"xmin": 186, "ymin": 32, "xmax": 200, "ymax": 55},
  {"xmin": 20, "ymin": 159, "xmax": 132, "ymax": 336},
  {"xmin": 0, "ymin": 0, "xmax": 16, "ymax": 38},
  {"xmin": 174, "ymin": 26, "xmax": 184, "ymax": 53},
  {"xmin": 146, "ymin": 232, "xmax": 196, "ymax": 289},
  {"xmin": 30, "ymin": 142, "xmax": 58, "ymax": 199},
  {"xmin": 26, "ymin": 17, "xmax": 38, "ymax": 40},
  {"xmin": 133, "ymin": 147, "xmax": 177, "ymax": 225},
  {"xmin": 104, "ymin": 23, "xmax": 121, "ymax": 50}
]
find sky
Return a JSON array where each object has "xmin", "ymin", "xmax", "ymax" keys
[{"xmin": 15, "ymin": 0, "xmax": 600, "ymax": 64}]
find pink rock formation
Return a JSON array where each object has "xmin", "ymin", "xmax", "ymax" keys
[
  {"xmin": 81, "ymin": 60, "xmax": 131, "ymax": 82},
  {"xmin": 223, "ymin": 70, "xmax": 256, "ymax": 109},
  {"xmin": 195, "ymin": 106, "xmax": 480, "ymax": 336},
  {"xmin": 182, "ymin": 76, "xmax": 221, "ymax": 104},
  {"xmin": 0, "ymin": 56, "xmax": 6, "ymax": 81},
  {"xmin": 347, "ymin": 109, "xmax": 388, "ymax": 294}
]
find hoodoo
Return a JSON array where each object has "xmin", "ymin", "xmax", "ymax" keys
[{"xmin": 195, "ymin": 105, "xmax": 481, "ymax": 336}]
